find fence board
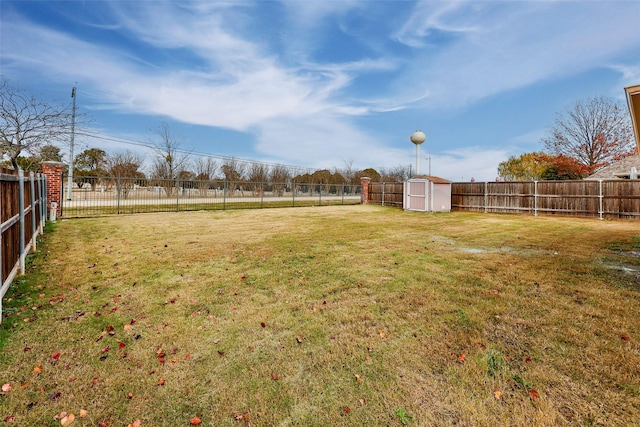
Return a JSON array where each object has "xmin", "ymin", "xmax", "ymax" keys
[
  {"xmin": 368, "ymin": 182, "xmax": 404, "ymax": 207},
  {"xmin": 1, "ymin": 169, "xmax": 48, "ymax": 322},
  {"xmin": 451, "ymin": 180, "xmax": 640, "ymax": 219}
]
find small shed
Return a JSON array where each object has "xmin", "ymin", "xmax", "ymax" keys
[{"xmin": 403, "ymin": 176, "xmax": 452, "ymax": 213}]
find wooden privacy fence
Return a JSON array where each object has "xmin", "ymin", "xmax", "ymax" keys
[
  {"xmin": 451, "ymin": 180, "xmax": 640, "ymax": 219},
  {"xmin": 368, "ymin": 182, "xmax": 404, "ymax": 207},
  {"xmin": 1, "ymin": 168, "xmax": 48, "ymax": 322}
]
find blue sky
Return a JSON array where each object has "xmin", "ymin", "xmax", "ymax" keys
[{"xmin": 2, "ymin": 1, "xmax": 639, "ymax": 181}]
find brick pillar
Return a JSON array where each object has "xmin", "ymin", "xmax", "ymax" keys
[
  {"xmin": 41, "ymin": 161, "xmax": 64, "ymax": 219},
  {"xmin": 360, "ymin": 177, "xmax": 371, "ymax": 204}
]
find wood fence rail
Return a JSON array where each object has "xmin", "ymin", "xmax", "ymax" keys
[
  {"xmin": 1, "ymin": 168, "xmax": 48, "ymax": 322},
  {"xmin": 367, "ymin": 182, "xmax": 404, "ymax": 207}
]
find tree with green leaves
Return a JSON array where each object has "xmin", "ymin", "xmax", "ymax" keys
[{"xmin": 74, "ymin": 148, "xmax": 107, "ymax": 190}]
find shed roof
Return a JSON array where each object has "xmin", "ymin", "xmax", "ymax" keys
[{"xmin": 412, "ymin": 175, "xmax": 452, "ymax": 184}]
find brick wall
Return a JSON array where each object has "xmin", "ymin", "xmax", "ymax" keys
[
  {"xmin": 360, "ymin": 177, "xmax": 371, "ymax": 204},
  {"xmin": 41, "ymin": 161, "xmax": 64, "ymax": 219}
]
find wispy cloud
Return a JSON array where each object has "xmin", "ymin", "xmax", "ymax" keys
[{"xmin": 2, "ymin": 0, "xmax": 639, "ymax": 181}]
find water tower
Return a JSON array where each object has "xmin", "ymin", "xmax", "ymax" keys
[{"xmin": 410, "ymin": 130, "xmax": 426, "ymax": 176}]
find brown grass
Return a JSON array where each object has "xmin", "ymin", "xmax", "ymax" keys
[{"xmin": 0, "ymin": 205, "xmax": 639, "ymax": 426}]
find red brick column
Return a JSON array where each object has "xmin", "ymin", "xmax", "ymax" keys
[
  {"xmin": 360, "ymin": 177, "xmax": 371, "ymax": 204},
  {"xmin": 41, "ymin": 161, "xmax": 64, "ymax": 219}
]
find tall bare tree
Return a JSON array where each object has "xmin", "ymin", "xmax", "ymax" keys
[
  {"xmin": 247, "ymin": 163, "xmax": 269, "ymax": 195},
  {"xmin": 149, "ymin": 122, "xmax": 190, "ymax": 197},
  {"xmin": 221, "ymin": 158, "xmax": 246, "ymax": 195},
  {"xmin": 0, "ymin": 78, "xmax": 73, "ymax": 170},
  {"xmin": 543, "ymin": 97, "xmax": 635, "ymax": 174},
  {"xmin": 270, "ymin": 164, "xmax": 290, "ymax": 196},
  {"xmin": 194, "ymin": 157, "xmax": 218, "ymax": 195},
  {"xmin": 106, "ymin": 150, "xmax": 144, "ymax": 198}
]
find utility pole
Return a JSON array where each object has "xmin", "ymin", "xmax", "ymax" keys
[{"xmin": 67, "ymin": 85, "xmax": 76, "ymax": 200}]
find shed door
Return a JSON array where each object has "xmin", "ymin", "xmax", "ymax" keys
[{"xmin": 406, "ymin": 180, "xmax": 428, "ymax": 211}]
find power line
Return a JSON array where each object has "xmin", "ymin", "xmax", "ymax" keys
[{"xmin": 75, "ymin": 128, "xmax": 313, "ymax": 173}]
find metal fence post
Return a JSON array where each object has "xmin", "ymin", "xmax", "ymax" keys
[
  {"xmin": 261, "ymin": 181, "xmax": 264, "ymax": 208},
  {"xmin": 176, "ymin": 177, "xmax": 180, "ymax": 212},
  {"xmin": 382, "ymin": 182, "xmax": 385, "ymax": 206},
  {"xmin": 19, "ymin": 169, "xmax": 26, "ymax": 275},
  {"xmin": 223, "ymin": 178, "xmax": 227, "ymax": 210},
  {"xmin": 484, "ymin": 181, "xmax": 488, "ymax": 213},
  {"xmin": 599, "ymin": 180, "xmax": 604, "ymax": 220},
  {"xmin": 38, "ymin": 174, "xmax": 45, "ymax": 234},
  {"xmin": 292, "ymin": 181, "xmax": 295, "ymax": 207},
  {"xmin": 117, "ymin": 175, "xmax": 121, "ymax": 215},
  {"xmin": 30, "ymin": 172, "xmax": 37, "ymax": 251}
]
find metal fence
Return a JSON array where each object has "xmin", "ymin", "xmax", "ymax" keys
[
  {"xmin": 1, "ymin": 168, "xmax": 48, "ymax": 322},
  {"xmin": 61, "ymin": 176, "xmax": 362, "ymax": 217}
]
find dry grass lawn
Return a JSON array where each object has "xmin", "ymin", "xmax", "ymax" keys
[{"xmin": 0, "ymin": 205, "xmax": 639, "ymax": 426}]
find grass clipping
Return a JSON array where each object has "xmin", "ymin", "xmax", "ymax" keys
[{"xmin": 1, "ymin": 205, "xmax": 639, "ymax": 426}]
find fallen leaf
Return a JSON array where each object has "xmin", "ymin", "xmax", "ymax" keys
[
  {"xmin": 189, "ymin": 416, "xmax": 202, "ymax": 425},
  {"xmin": 525, "ymin": 357, "xmax": 532, "ymax": 363},
  {"xmin": 213, "ymin": 338, "xmax": 221, "ymax": 344},
  {"xmin": 79, "ymin": 409, "xmax": 88, "ymax": 418},
  {"xmin": 48, "ymin": 391, "xmax": 62, "ymax": 400},
  {"xmin": 271, "ymin": 373, "xmax": 279, "ymax": 380},
  {"xmin": 4, "ymin": 415, "xmax": 15, "ymax": 422},
  {"xmin": 128, "ymin": 420, "xmax": 141, "ymax": 427},
  {"xmin": 621, "ymin": 335, "xmax": 630, "ymax": 342},
  {"xmin": 529, "ymin": 389, "xmax": 540, "ymax": 401},
  {"xmin": 60, "ymin": 413, "xmax": 75, "ymax": 426},
  {"xmin": 2, "ymin": 383, "xmax": 11, "ymax": 392},
  {"xmin": 354, "ymin": 374, "xmax": 362, "ymax": 383},
  {"xmin": 23, "ymin": 346, "xmax": 32, "ymax": 352},
  {"xmin": 33, "ymin": 365, "xmax": 43, "ymax": 374},
  {"xmin": 118, "ymin": 342, "xmax": 126, "ymax": 350},
  {"xmin": 343, "ymin": 406, "xmax": 351, "ymax": 414},
  {"xmin": 106, "ymin": 326, "xmax": 115, "ymax": 335},
  {"xmin": 233, "ymin": 413, "xmax": 244, "ymax": 420},
  {"xmin": 241, "ymin": 275, "xmax": 247, "ymax": 281},
  {"xmin": 127, "ymin": 392, "xmax": 134, "ymax": 399},
  {"xmin": 217, "ymin": 350, "xmax": 225, "ymax": 356},
  {"xmin": 296, "ymin": 336, "xmax": 303, "ymax": 344},
  {"xmin": 51, "ymin": 352, "xmax": 61, "ymax": 363},
  {"xmin": 98, "ymin": 422, "xmax": 110, "ymax": 427},
  {"xmin": 101, "ymin": 346, "xmax": 111, "ymax": 354},
  {"xmin": 379, "ymin": 331, "xmax": 386, "ymax": 338},
  {"xmin": 358, "ymin": 398, "xmax": 365, "ymax": 405},
  {"xmin": 157, "ymin": 378, "xmax": 165, "ymax": 386},
  {"xmin": 493, "ymin": 390, "xmax": 503, "ymax": 400},
  {"xmin": 123, "ymin": 324, "xmax": 131, "ymax": 331},
  {"xmin": 457, "ymin": 353, "xmax": 466, "ymax": 363},
  {"xmin": 260, "ymin": 322, "xmax": 266, "ymax": 328}
]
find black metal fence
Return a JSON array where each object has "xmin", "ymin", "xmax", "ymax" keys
[{"xmin": 61, "ymin": 176, "xmax": 362, "ymax": 217}]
